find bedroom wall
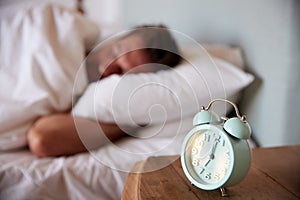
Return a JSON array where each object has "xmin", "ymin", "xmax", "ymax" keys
[
  {"xmin": 2, "ymin": 0, "xmax": 299, "ymax": 147},
  {"xmin": 120, "ymin": 0, "xmax": 300, "ymax": 147}
]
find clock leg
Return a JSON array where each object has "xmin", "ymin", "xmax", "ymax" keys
[{"xmin": 220, "ymin": 187, "xmax": 229, "ymax": 197}]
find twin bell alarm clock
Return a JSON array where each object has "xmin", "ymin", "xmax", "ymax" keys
[{"xmin": 181, "ymin": 98, "xmax": 252, "ymax": 192}]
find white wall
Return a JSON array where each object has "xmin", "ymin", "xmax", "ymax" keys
[{"xmin": 121, "ymin": 0, "xmax": 300, "ymax": 147}]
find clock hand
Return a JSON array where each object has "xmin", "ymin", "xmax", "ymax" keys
[
  {"xmin": 201, "ymin": 142, "xmax": 217, "ymax": 168},
  {"xmin": 198, "ymin": 141, "xmax": 217, "ymax": 160},
  {"xmin": 204, "ymin": 159, "xmax": 211, "ymax": 167},
  {"xmin": 209, "ymin": 142, "xmax": 218, "ymax": 160},
  {"xmin": 198, "ymin": 136, "xmax": 219, "ymax": 160}
]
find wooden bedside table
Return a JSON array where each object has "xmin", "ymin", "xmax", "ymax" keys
[{"xmin": 122, "ymin": 145, "xmax": 300, "ymax": 199}]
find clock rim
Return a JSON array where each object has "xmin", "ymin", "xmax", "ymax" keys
[{"xmin": 180, "ymin": 124, "xmax": 235, "ymax": 190}]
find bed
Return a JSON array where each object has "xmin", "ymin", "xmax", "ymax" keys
[{"xmin": 1, "ymin": 1, "xmax": 298, "ymax": 200}]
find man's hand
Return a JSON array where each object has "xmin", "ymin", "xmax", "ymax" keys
[{"xmin": 27, "ymin": 113, "xmax": 125, "ymax": 157}]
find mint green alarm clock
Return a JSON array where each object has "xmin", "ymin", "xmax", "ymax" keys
[{"xmin": 181, "ymin": 99, "xmax": 251, "ymax": 192}]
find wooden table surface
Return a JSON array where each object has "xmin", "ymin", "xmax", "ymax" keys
[{"xmin": 122, "ymin": 145, "xmax": 300, "ymax": 199}]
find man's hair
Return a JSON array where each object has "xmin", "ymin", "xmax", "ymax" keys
[{"xmin": 125, "ymin": 24, "xmax": 181, "ymax": 68}]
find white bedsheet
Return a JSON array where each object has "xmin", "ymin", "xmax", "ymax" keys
[{"xmin": 0, "ymin": 116, "xmax": 192, "ymax": 200}]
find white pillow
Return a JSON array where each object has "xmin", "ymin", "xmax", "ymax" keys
[
  {"xmin": 73, "ymin": 52, "xmax": 254, "ymax": 132},
  {"xmin": 0, "ymin": 3, "xmax": 99, "ymax": 150}
]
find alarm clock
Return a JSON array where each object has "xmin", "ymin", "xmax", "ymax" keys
[{"xmin": 181, "ymin": 98, "xmax": 251, "ymax": 191}]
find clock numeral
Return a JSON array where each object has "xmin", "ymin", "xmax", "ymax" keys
[
  {"xmin": 219, "ymin": 169, "xmax": 227, "ymax": 178},
  {"xmin": 204, "ymin": 173, "xmax": 211, "ymax": 180},
  {"xmin": 191, "ymin": 147, "xmax": 198, "ymax": 155},
  {"xmin": 225, "ymin": 151, "xmax": 230, "ymax": 158},
  {"xmin": 214, "ymin": 173, "xmax": 221, "ymax": 181},
  {"xmin": 192, "ymin": 159, "xmax": 200, "ymax": 166},
  {"xmin": 215, "ymin": 135, "xmax": 221, "ymax": 143},
  {"xmin": 195, "ymin": 139, "xmax": 203, "ymax": 147},
  {"xmin": 224, "ymin": 158, "xmax": 230, "ymax": 166}
]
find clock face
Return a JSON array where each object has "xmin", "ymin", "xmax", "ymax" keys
[{"xmin": 181, "ymin": 125, "xmax": 234, "ymax": 190}]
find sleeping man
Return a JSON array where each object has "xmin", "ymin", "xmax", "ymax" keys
[{"xmin": 26, "ymin": 25, "xmax": 182, "ymax": 157}]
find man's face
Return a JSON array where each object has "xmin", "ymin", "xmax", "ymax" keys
[{"xmin": 95, "ymin": 35, "xmax": 153, "ymax": 78}]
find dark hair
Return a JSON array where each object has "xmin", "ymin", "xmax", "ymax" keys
[{"xmin": 124, "ymin": 24, "xmax": 181, "ymax": 68}]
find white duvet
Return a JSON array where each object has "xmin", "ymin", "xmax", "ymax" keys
[
  {"xmin": 0, "ymin": 2, "xmax": 99, "ymax": 150},
  {"xmin": 0, "ymin": 133, "xmax": 189, "ymax": 200}
]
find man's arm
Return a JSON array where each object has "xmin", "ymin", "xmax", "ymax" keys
[{"xmin": 27, "ymin": 114, "xmax": 125, "ymax": 157}]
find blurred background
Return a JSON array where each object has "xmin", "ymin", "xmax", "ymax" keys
[{"xmin": 1, "ymin": 0, "xmax": 299, "ymax": 147}]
